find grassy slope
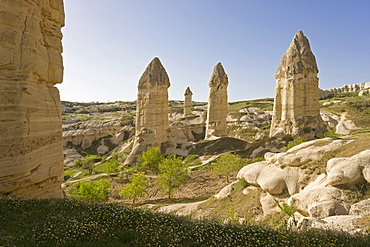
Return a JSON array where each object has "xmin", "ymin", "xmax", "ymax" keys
[{"xmin": 1, "ymin": 197, "xmax": 369, "ymax": 247}]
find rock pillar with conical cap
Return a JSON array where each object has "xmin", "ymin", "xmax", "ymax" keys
[
  {"xmin": 184, "ymin": 87, "xmax": 193, "ymax": 117},
  {"xmin": 270, "ymin": 31, "xmax": 326, "ymax": 139},
  {"xmin": 206, "ymin": 62, "xmax": 229, "ymax": 138},
  {"xmin": 125, "ymin": 57, "xmax": 171, "ymax": 164}
]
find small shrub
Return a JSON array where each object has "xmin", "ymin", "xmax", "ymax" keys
[
  {"xmin": 234, "ymin": 178, "xmax": 249, "ymax": 191},
  {"xmin": 283, "ymin": 137, "xmax": 304, "ymax": 152},
  {"xmin": 137, "ymin": 146, "xmax": 164, "ymax": 174},
  {"xmin": 119, "ymin": 172, "xmax": 149, "ymax": 203},
  {"xmin": 70, "ymin": 179, "xmax": 111, "ymax": 202},
  {"xmin": 211, "ymin": 154, "xmax": 245, "ymax": 183},
  {"xmin": 79, "ymin": 114, "xmax": 88, "ymax": 121},
  {"xmin": 104, "ymin": 159, "xmax": 119, "ymax": 175}
]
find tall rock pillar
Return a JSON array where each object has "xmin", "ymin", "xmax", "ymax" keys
[
  {"xmin": 206, "ymin": 63, "xmax": 229, "ymax": 138},
  {"xmin": 125, "ymin": 57, "xmax": 171, "ymax": 164},
  {"xmin": 184, "ymin": 87, "xmax": 193, "ymax": 117},
  {"xmin": 270, "ymin": 31, "xmax": 326, "ymax": 139},
  {"xmin": 0, "ymin": 1, "xmax": 65, "ymax": 198}
]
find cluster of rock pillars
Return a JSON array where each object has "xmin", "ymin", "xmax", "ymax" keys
[{"xmin": 0, "ymin": 1, "xmax": 326, "ymax": 198}]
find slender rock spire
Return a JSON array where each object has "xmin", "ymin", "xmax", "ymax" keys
[
  {"xmin": 206, "ymin": 62, "xmax": 229, "ymax": 138},
  {"xmin": 184, "ymin": 87, "xmax": 193, "ymax": 117}
]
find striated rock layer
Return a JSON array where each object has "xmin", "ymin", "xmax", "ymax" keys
[
  {"xmin": 206, "ymin": 63, "xmax": 229, "ymax": 138},
  {"xmin": 270, "ymin": 31, "xmax": 326, "ymax": 139},
  {"xmin": 125, "ymin": 57, "xmax": 171, "ymax": 164},
  {"xmin": 184, "ymin": 87, "xmax": 193, "ymax": 117},
  {"xmin": 0, "ymin": 0, "xmax": 65, "ymax": 198}
]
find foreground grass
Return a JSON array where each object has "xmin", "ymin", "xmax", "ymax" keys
[{"xmin": 1, "ymin": 198, "xmax": 369, "ymax": 246}]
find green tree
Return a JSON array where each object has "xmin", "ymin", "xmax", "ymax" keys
[
  {"xmin": 75, "ymin": 155, "xmax": 101, "ymax": 174},
  {"xmin": 212, "ymin": 154, "xmax": 245, "ymax": 183},
  {"xmin": 157, "ymin": 155, "xmax": 189, "ymax": 199},
  {"xmin": 137, "ymin": 146, "xmax": 164, "ymax": 173},
  {"xmin": 104, "ymin": 159, "xmax": 119, "ymax": 175},
  {"xmin": 119, "ymin": 172, "xmax": 149, "ymax": 204},
  {"xmin": 73, "ymin": 179, "xmax": 111, "ymax": 202}
]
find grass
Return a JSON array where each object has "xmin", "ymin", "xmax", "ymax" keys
[
  {"xmin": 321, "ymin": 94, "xmax": 370, "ymax": 129},
  {"xmin": 1, "ymin": 197, "xmax": 369, "ymax": 247}
]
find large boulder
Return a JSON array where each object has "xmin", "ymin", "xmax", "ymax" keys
[
  {"xmin": 291, "ymin": 187, "xmax": 349, "ymax": 218},
  {"xmin": 327, "ymin": 150, "xmax": 370, "ymax": 186}
]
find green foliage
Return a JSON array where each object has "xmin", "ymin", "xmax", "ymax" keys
[
  {"xmin": 283, "ymin": 137, "xmax": 304, "ymax": 152},
  {"xmin": 1, "ymin": 198, "xmax": 369, "ymax": 246},
  {"xmin": 157, "ymin": 155, "xmax": 189, "ymax": 199},
  {"xmin": 119, "ymin": 173, "xmax": 149, "ymax": 203},
  {"xmin": 69, "ymin": 179, "xmax": 111, "ymax": 202},
  {"xmin": 234, "ymin": 178, "xmax": 249, "ymax": 191},
  {"xmin": 211, "ymin": 154, "xmax": 245, "ymax": 183},
  {"xmin": 274, "ymin": 198, "xmax": 296, "ymax": 217},
  {"xmin": 137, "ymin": 146, "xmax": 164, "ymax": 173},
  {"xmin": 75, "ymin": 155, "xmax": 102, "ymax": 174},
  {"xmin": 79, "ymin": 114, "xmax": 88, "ymax": 121},
  {"xmin": 104, "ymin": 159, "xmax": 119, "ymax": 175}
]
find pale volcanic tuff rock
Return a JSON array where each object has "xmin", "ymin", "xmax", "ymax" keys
[
  {"xmin": 184, "ymin": 87, "xmax": 193, "ymax": 117},
  {"xmin": 270, "ymin": 31, "xmax": 326, "ymax": 139},
  {"xmin": 125, "ymin": 58, "xmax": 172, "ymax": 164},
  {"xmin": 206, "ymin": 63, "xmax": 229, "ymax": 139},
  {"xmin": 0, "ymin": 0, "xmax": 65, "ymax": 198}
]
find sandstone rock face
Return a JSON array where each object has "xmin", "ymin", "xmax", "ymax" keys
[
  {"xmin": 0, "ymin": 0, "xmax": 65, "ymax": 198},
  {"xmin": 184, "ymin": 87, "xmax": 193, "ymax": 117},
  {"xmin": 270, "ymin": 31, "xmax": 326, "ymax": 139},
  {"xmin": 125, "ymin": 58, "xmax": 171, "ymax": 164},
  {"xmin": 206, "ymin": 63, "xmax": 229, "ymax": 138}
]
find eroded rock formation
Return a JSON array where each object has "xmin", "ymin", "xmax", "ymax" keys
[
  {"xmin": 0, "ymin": 0, "xmax": 65, "ymax": 198},
  {"xmin": 125, "ymin": 57, "xmax": 171, "ymax": 164},
  {"xmin": 206, "ymin": 63, "xmax": 229, "ymax": 138},
  {"xmin": 184, "ymin": 87, "xmax": 193, "ymax": 117},
  {"xmin": 270, "ymin": 31, "xmax": 326, "ymax": 139}
]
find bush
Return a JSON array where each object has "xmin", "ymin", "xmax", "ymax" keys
[
  {"xmin": 283, "ymin": 137, "xmax": 304, "ymax": 152},
  {"xmin": 119, "ymin": 172, "xmax": 149, "ymax": 203},
  {"xmin": 70, "ymin": 179, "xmax": 111, "ymax": 202},
  {"xmin": 104, "ymin": 159, "xmax": 119, "ymax": 175},
  {"xmin": 211, "ymin": 154, "xmax": 245, "ymax": 183},
  {"xmin": 137, "ymin": 146, "xmax": 164, "ymax": 173},
  {"xmin": 79, "ymin": 114, "xmax": 88, "ymax": 121}
]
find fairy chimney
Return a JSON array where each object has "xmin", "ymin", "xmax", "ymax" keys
[
  {"xmin": 184, "ymin": 87, "xmax": 193, "ymax": 116},
  {"xmin": 125, "ymin": 57, "xmax": 171, "ymax": 164},
  {"xmin": 0, "ymin": 0, "xmax": 65, "ymax": 198},
  {"xmin": 270, "ymin": 31, "xmax": 326, "ymax": 139},
  {"xmin": 206, "ymin": 63, "xmax": 229, "ymax": 138}
]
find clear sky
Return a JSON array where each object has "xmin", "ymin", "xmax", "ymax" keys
[{"xmin": 57, "ymin": 0, "xmax": 370, "ymax": 103}]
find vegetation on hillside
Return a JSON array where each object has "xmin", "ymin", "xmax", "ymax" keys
[{"xmin": 1, "ymin": 197, "xmax": 369, "ymax": 247}]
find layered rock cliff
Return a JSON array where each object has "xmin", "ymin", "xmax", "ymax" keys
[{"xmin": 0, "ymin": 0, "xmax": 65, "ymax": 198}]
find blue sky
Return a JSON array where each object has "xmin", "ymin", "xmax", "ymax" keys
[{"xmin": 57, "ymin": 0, "xmax": 370, "ymax": 103}]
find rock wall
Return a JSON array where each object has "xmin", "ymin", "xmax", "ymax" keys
[
  {"xmin": 206, "ymin": 63, "xmax": 229, "ymax": 138},
  {"xmin": 0, "ymin": 0, "xmax": 65, "ymax": 198},
  {"xmin": 270, "ymin": 31, "xmax": 326, "ymax": 139},
  {"xmin": 184, "ymin": 87, "xmax": 193, "ymax": 117},
  {"xmin": 320, "ymin": 82, "xmax": 370, "ymax": 99},
  {"xmin": 125, "ymin": 57, "xmax": 171, "ymax": 164}
]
